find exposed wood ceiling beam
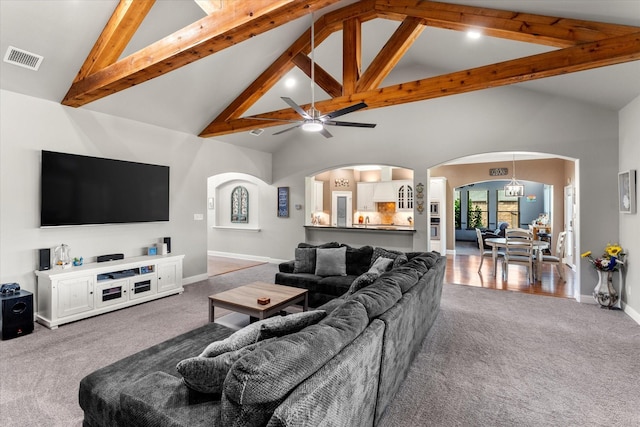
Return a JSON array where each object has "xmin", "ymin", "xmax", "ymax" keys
[
  {"xmin": 199, "ymin": 31, "xmax": 640, "ymax": 137},
  {"xmin": 202, "ymin": 1, "xmax": 377, "ymax": 129},
  {"xmin": 200, "ymin": 0, "xmax": 639, "ymax": 138},
  {"xmin": 62, "ymin": 0, "xmax": 343, "ymax": 107},
  {"xmin": 194, "ymin": 0, "xmax": 223, "ymax": 15},
  {"xmin": 292, "ymin": 53, "xmax": 343, "ymax": 98},
  {"xmin": 343, "ymin": 17, "xmax": 362, "ymax": 96},
  {"xmin": 73, "ymin": 0, "xmax": 155, "ymax": 82},
  {"xmin": 356, "ymin": 16, "xmax": 424, "ymax": 92},
  {"xmin": 374, "ymin": 0, "xmax": 639, "ymax": 48}
]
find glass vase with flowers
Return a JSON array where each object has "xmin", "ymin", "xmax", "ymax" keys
[{"xmin": 582, "ymin": 244, "xmax": 625, "ymax": 308}]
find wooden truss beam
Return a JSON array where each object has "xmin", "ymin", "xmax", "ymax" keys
[
  {"xmin": 199, "ymin": 31, "xmax": 640, "ymax": 137},
  {"xmin": 62, "ymin": 0, "xmax": 343, "ymax": 107}
]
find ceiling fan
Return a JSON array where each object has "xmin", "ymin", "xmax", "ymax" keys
[{"xmin": 262, "ymin": 13, "xmax": 376, "ymax": 138}]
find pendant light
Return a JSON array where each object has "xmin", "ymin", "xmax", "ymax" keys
[{"xmin": 504, "ymin": 155, "xmax": 524, "ymax": 197}]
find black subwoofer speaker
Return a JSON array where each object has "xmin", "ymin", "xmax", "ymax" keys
[{"xmin": 0, "ymin": 290, "xmax": 34, "ymax": 340}]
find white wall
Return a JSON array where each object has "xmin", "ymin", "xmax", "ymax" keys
[
  {"xmin": 272, "ymin": 86, "xmax": 620, "ymax": 299},
  {"xmin": 0, "ymin": 90, "xmax": 272, "ymax": 296},
  {"xmin": 619, "ymin": 95, "xmax": 640, "ymax": 322},
  {"xmin": 1, "ymin": 84, "xmax": 626, "ymax": 311}
]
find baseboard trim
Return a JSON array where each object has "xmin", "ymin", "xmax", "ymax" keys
[
  {"xmin": 183, "ymin": 274, "xmax": 208, "ymax": 286},
  {"xmin": 623, "ymin": 302, "xmax": 640, "ymax": 325},
  {"xmin": 580, "ymin": 294, "xmax": 639, "ymax": 325},
  {"xmin": 208, "ymin": 250, "xmax": 288, "ymax": 265}
]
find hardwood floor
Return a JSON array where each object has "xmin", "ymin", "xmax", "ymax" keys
[{"xmin": 446, "ymin": 242, "xmax": 576, "ymax": 299}]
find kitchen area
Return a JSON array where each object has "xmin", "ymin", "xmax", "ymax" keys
[{"xmin": 304, "ymin": 165, "xmax": 446, "ymax": 253}]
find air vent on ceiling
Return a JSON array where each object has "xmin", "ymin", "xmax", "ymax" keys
[
  {"xmin": 249, "ymin": 129, "xmax": 264, "ymax": 136},
  {"xmin": 4, "ymin": 46, "xmax": 44, "ymax": 71}
]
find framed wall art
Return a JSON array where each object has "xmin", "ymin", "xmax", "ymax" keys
[
  {"xmin": 277, "ymin": 186, "xmax": 289, "ymax": 218},
  {"xmin": 618, "ymin": 169, "xmax": 636, "ymax": 214}
]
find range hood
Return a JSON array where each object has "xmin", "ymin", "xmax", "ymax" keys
[{"xmin": 372, "ymin": 167, "xmax": 396, "ymax": 202}]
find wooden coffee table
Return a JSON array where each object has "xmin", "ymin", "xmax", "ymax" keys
[{"xmin": 208, "ymin": 282, "xmax": 308, "ymax": 323}]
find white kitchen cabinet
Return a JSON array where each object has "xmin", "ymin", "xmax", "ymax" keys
[
  {"xmin": 394, "ymin": 180, "xmax": 414, "ymax": 211},
  {"xmin": 36, "ymin": 254, "xmax": 184, "ymax": 329},
  {"xmin": 357, "ymin": 182, "xmax": 376, "ymax": 211}
]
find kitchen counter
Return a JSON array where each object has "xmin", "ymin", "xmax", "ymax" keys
[{"xmin": 304, "ymin": 225, "xmax": 415, "ymax": 233}]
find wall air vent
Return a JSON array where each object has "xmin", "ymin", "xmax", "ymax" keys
[{"xmin": 4, "ymin": 46, "xmax": 44, "ymax": 71}]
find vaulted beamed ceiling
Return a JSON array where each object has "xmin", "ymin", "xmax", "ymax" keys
[{"xmin": 60, "ymin": 0, "xmax": 640, "ymax": 140}]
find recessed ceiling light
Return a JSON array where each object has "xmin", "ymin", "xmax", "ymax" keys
[
  {"xmin": 285, "ymin": 77, "xmax": 296, "ymax": 88},
  {"xmin": 467, "ymin": 30, "xmax": 481, "ymax": 40}
]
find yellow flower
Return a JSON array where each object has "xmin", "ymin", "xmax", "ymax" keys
[
  {"xmin": 606, "ymin": 244, "xmax": 623, "ymax": 257},
  {"xmin": 581, "ymin": 251, "xmax": 592, "ymax": 258}
]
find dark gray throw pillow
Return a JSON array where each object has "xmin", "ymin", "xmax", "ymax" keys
[
  {"xmin": 177, "ymin": 339, "xmax": 273, "ymax": 394},
  {"xmin": 369, "ymin": 247, "xmax": 404, "ymax": 269},
  {"xmin": 315, "ymin": 246, "xmax": 347, "ymax": 276},
  {"xmin": 293, "ymin": 247, "xmax": 316, "ymax": 274},
  {"xmin": 346, "ymin": 271, "xmax": 380, "ymax": 296},
  {"xmin": 200, "ymin": 310, "xmax": 327, "ymax": 357}
]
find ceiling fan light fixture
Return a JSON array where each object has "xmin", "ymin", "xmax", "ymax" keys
[{"xmin": 302, "ymin": 121, "xmax": 323, "ymax": 132}]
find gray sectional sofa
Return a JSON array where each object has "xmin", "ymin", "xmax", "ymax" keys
[
  {"xmin": 276, "ymin": 242, "xmax": 410, "ymax": 307},
  {"xmin": 79, "ymin": 249, "xmax": 446, "ymax": 427}
]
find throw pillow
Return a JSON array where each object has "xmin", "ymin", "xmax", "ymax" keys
[
  {"xmin": 200, "ymin": 310, "xmax": 327, "ymax": 358},
  {"xmin": 393, "ymin": 253, "xmax": 409, "ymax": 269},
  {"xmin": 368, "ymin": 256, "xmax": 394, "ymax": 274},
  {"xmin": 293, "ymin": 247, "xmax": 316, "ymax": 274},
  {"xmin": 346, "ymin": 271, "xmax": 380, "ymax": 296},
  {"xmin": 315, "ymin": 246, "xmax": 347, "ymax": 276},
  {"xmin": 369, "ymin": 247, "xmax": 404, "ymax": 269},
  {"xmin": 177, "ymin": 338, "xmax": 273, "ymax": 394}
]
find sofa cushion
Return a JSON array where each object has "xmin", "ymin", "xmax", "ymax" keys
[
  {"xmin": 368, "ymin": 257, "xmax": 394, "ymax": 274},
  {"xmin": 317, "ymin": 275, "xmax": 357, "ymax": 297},
  {"xmin": 346, "ymin": 272, "xmax": 380, "ymax": 296},
  {"xmin": 344, "ymin": 244, "xmax": 374, "ymax": 276},
  {"xmin": 369, "ymin": 247, "xmax": 404, "ymax": 268},
  {"xmin": 177, "ymin": 338, "xmax": 276, "ymax": 394},
  {"xmin": 120, "ymin": 371, "xmax": 222, "ymax": 427},
  {"xmin": 222, "ymin": 300, "xmax": 369, "ymax": 426},
  {"xmin": 200, "ymin": 310, "xmax": 327, "ymax": 358},
  {"xmin": 293, "ymin": 247, "xmax": 316, "ymax": 274},
  {"xmin": 348, "ymin": 279, "xmax": 402, "ymax": 319},
  {"xmin": 403, "ymin": 253, "xmax": 438, "ymax": 275},
  {"xmin": 315, "ymin": 247, "xmax": 347, "ymax": 277},
  {"xmin": 378, "ymin": 267, "xmax": 420, "ymax": 293}
]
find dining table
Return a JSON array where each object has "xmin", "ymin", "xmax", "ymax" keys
[{"xmin": 484, "ymin": 237, "xmax": 550, "ymax": 279}]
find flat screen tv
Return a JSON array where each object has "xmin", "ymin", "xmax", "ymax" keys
[{"xmin": 41, "ymin": 151, "xmax": 170, "ymax": 226}]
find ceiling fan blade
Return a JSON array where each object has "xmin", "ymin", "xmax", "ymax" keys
[
  {"xmin": 321, "ymin": 102, "xmax": 368, "ymax": 120},
  {"xmin": 281, "ymin": 97, "xmax": 311, "ymax": 119},
  {"xmin": 324, "ymin": 120, "xmax": 376, "ymax": 128},
  {"xmin": 319, "ymin": 127, "xmax": 333, "ymax": 138},
  {"xmin": 273, "ymin": 124, "xmax": 302, "ymax": 135}
]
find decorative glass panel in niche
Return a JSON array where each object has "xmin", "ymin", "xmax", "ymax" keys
[{"xmin": 231, "ymin": 186, "xmax": 249, "ymax": 223}]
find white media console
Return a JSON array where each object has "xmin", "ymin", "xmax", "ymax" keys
[{"xmin": 35, "ymin": 254, "xmax": 184, "ymax": 329}]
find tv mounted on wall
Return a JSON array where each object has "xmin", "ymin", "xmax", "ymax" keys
[{"xmin": 41, "ymin": 151, "xmax": 170, "ymax": 227}]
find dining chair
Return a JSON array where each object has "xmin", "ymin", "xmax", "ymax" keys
[
  {"xmin": 539, "ymin": 231, "xmax": 567, "ymax": 281},
  {"xmin": 475, "ymin": 228, "xmax": 503, "ymax": 273},
  {"xmin": 503, "ymin": 228, "xmax": 535, "ymax": 282}
]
